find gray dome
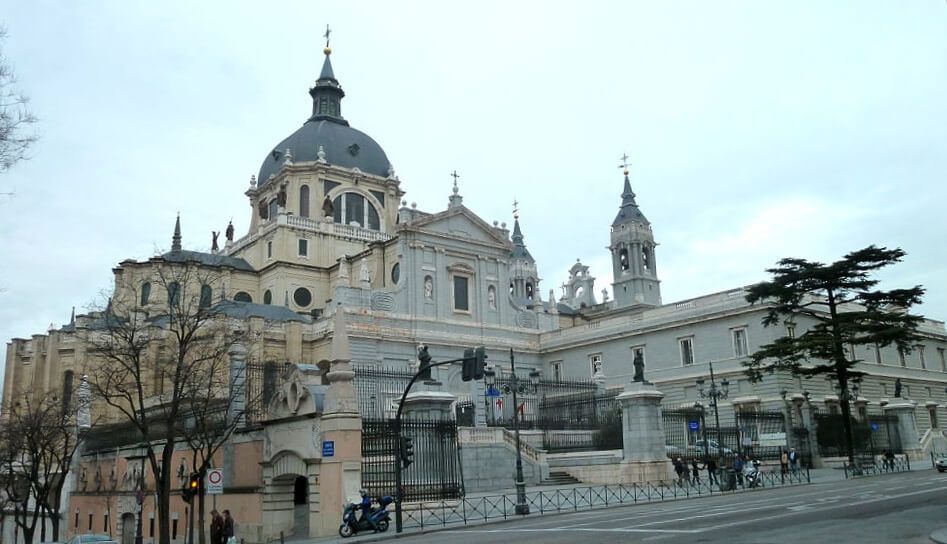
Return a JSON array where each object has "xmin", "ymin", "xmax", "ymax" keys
[{"xmin": 258, "ymin": 120, "xmax": 391, "ymax": 184}]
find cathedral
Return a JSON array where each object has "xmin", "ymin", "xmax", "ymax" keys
[{"xmin": 4, "ymin": 41, "xmax": 947, "ymax": 543}]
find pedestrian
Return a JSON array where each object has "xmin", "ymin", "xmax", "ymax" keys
[
  {"xmin": 706, "ymin": 456, "xmax": 718, "ymax": 485},
  {"xmin": 788, "ymin": 448, "xmax": 799, "ymax": 473},
  {"xmin": 210, "ymin": 510, "xmax": 224, "ymax": 544},
  {"xmin": 690, "ymin": 459, "xmax": 702, "ymax": 485},
  {"xmin": 673, "ymin": 457, "xmax": 686, "ymax": 486},
  {"xmin": 222, "ymin": 509, "xmax": 235, "ymax": 544},
  {"xmin": 884, "ymin": 450, "xmax": 895, "ymax": 470},
  {"xmin": 780, "ymin": 449, "xmax": 789, "ymax": 476},
  {"xmin": 732, "ymin": 454, "xmax": 744, "ymax": 487}
]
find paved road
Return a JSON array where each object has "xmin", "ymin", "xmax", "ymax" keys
[{"xmin": 330, "ymin": 469, "xmax": 947, "ymax": 544}]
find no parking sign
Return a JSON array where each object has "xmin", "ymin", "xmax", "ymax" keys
[{"xmin": 206, "ymin": 468, "xmax": 223, "ymax": 495}]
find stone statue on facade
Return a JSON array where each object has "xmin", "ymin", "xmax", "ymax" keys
[
  {"xmin": 894, "ymin": 378, "xmax": 902, "ymax": 398},
  {"xmin": 258, "ymin": 200, "xmax": 269, "ymax": 220},
  {"xmin": 322, "ymin": 196, "xmax": 334, "ymax": 218},
  {"xmin": 488, "ymin": 286, "xmax": 496, "ymax": 310},
  {"xmin": 359, "ymin": 260, "xmax": 371, "ymax": 285},
  {"xmin": 424, "ymin": 276, "xmax": 434, "ymax": 299},
  {"xmin": 277, "ymin": 182, "xmax": 288, "ymax": 208},
  {"xmin": 632, "ymin": 351, "xmax": 647, "ymax": 383},
  {"xmin": 225, "ymin": 221, "xmax": 234, "ymax": 242}
]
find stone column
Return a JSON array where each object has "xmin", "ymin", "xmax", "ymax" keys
[
  {"xmin": 884, "ymin": 400, "xmax": 922, "ymax": 460},
  {"xmin": 800, "ymin": 399, "xmax": 823, "ymax": 468},
  {"xmin": 616, "ymin": 382, "xmax": 672, "ymax": 484},
  {"xmin": 314, "ymin": 307, "xmax": 362, "ymax": 537}
]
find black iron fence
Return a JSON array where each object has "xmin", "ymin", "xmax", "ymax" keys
[
  {"xmin": 398, "ymin": 468, "xmax": 810, "ymax": 531},
  {"xmin": 484, "ymin": 378, "xmax": 599, "ymax": 429},
  {"xmin": 361, "ymin": 418, "xmax": 464, "ymax": 502},
  {"xmin": 664, "ymin": 409, "xmax": 792, "ymax": 462},
  {"xmin": 245, "ymin": 361, "xmax": 291, "ymax": 425},
  {"xmin": 353, "ymin": 364, "xmax": 416, "ymax": 419},
  {"xmin": 814, "ymin": 411, "xmax": 902, "ymax": 458}
]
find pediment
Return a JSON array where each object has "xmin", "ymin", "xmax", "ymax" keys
[{"xmin": 406, "ymin": 206, "xmax": 510, "ymax": 247}]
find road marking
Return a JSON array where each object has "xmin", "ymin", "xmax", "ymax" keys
[{"xmin": 459, "ymin": 528, "xmax": 701, "ymax": 534}]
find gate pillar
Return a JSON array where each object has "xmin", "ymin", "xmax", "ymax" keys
[
  {"xmin": 884, "ymin": 400, "xmax": 922, "ymax": 460},
  {"xmin": 616, "ymin": 382, "xmax": 672, "ymax": 483}
]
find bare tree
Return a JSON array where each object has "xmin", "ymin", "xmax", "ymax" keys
[
  {"xmin": 0, "ymin": 390, "xmax": 86, "ymax": 544},
  {"xmin": 85, "ymin": 264, "xmax": 239, "ymax": 544},
  {"xmin": 0, "ymin": 28, "xmax": 37, "ymax": 175}
]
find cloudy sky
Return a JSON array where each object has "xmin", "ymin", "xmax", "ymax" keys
[{"xmin": 1, "ymin": 2, "xmax": 945, "ymax": 390}]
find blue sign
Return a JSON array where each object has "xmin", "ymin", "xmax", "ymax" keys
[
  {"xmin": 322, "ymin": 440, "xmax": 335, "ymax": 457},
  {"xmin": 870, "ymin": 422, "xmax": 880, "ymax": 432},
  {"xmin": 485, "ymin": 387, "xmax": 502, "ymax": 398},
  {"xmin": 688, "ymin": 420, "xmax": 700, "ymax": 432}
]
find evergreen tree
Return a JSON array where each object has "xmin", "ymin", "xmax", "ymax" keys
[{"xmin": 745, "ymin": 245, "xmax": 925, "ymax": 466}]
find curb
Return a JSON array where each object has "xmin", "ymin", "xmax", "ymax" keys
[{"xmin": 930, "ymin": 528, "xmax": 947, "ymax": 544}]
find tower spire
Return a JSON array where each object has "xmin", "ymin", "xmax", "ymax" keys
[
  {"xmin": 612, "ymin": 158, "xmax": 648, "ymax": 227},
  {"xmin": 309, "ymin": 25, "xmax": 347, "ymax": 125},
  {"xmin": 171, "ymin": 213, "xmax": 182, "ymax": 252}
]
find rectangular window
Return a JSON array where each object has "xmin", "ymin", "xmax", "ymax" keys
[
  {"xmin": 918, "ymin": 345, "xmax": 926, "ymax": 369},
  {"xmin": 680, "ymin": 337, "xmax": 695, "ymax": 366},
  {"xmin": 898, "ymin": 348, "xmax": 906, "ymax": 367},
  {"xmin": 453, "ymin": 276, "xmax": 469, "ymax": 311},
  {"xmin": 589, "ymin": 354, "xmax": 603, "ymax": 377},
  {"xmin": 930, "ymin": 406, "xmax": 940, "ymax": 429},
  {"xmin": 551, "ymin": 361, "xmax": 562, "ymax": 382},
  {"xmin": 732, "ymin": 328, "xmax": 748, "ymax": 358},
  {"xmin": 149, "ymin": 515, "xmax": 155, "ymax": 538},
  {"xmin": 298, "ymin": 238, "xmax": 308, "ymax": 257},
  {"xmin": 74, "ymin": 510, "xmax": 79, "ymax": 529},
  {"xmin": 104, "ymin": 513, "xmax": 109, "ymax": 534},
  {"xmin": 939, "ymin": 348, "xmax": 946, "ymax": 372},
  {"xmin": 88, "ymin": 513, "xmax": 93, "ymax": 531},
  {"xmin": 266, "ymin": 240, "xmax": 273, "ymax": 259},
  {"xmin": 172, "ymin": 518, "xmax": 179, "ymax": 540},
  {"xmin": 875, "ymin": 344, "xmax": 882, "ymax": 364},
  {"xmin": 786, "ymin": 325, "xmax": 795, "ymax": 339}
]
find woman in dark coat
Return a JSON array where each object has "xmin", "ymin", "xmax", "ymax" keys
[{"xmin": 210, "ymin": 510, "xmax": 224, "ymax": 544}]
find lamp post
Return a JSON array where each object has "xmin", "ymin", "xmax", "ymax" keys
[
  {"xmin": 695, "ymin": 361, "xmax": 730, "ymax": 464},
  {"xmin": 484, "ymin": 349, "xmax": 540, "ymax": 516}
]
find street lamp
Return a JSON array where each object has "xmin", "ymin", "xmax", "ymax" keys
[
  {"xmin": 695, "ymin": 361, "xmax": 730, "ymax": 463},
  {"xmin": 484, "ymin": 349, "xmax": 540, "ymax": 516}
]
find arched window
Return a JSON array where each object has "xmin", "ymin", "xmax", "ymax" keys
[
  {"xmin": 299, "ymin": 185, "xmax": 310, "ymax": 218},
  {"xmin": 331, "ymin": 192, "xmax": 381, "ymax": 231},
  {"xmin": 526, "ymin": 282, "xmax": 534, "ymax": 301},
  {"xmin": 167, "ymin": 282, "xmax": 181, "ymax": 306},
  {"xmin": 140, "ymin": 282, "xmax": 151, "ymax": 306},
  {"xmin": 199, "ymin": 285, "xmax": 212, "ymax": 308},
  {"xmin": 234, "ymin": 291, "xmax": 252, "ymax": 303},
  {"xmin": 619, "ymin": 248, "xmax": 629, "ymax": 271},
  {"xmin": 62, "ymin": 370, "xmax": 75, "ymax": 416},
  {"xmin": 263, "ymin": 290, "xmax": 272, "ymax": 305},
  {"xmin": 642, "ymin": 247, "xmax": 650, "ymax": 272}
]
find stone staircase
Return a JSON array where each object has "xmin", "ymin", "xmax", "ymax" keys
[{"xmin": 541, "ymin": 470, "xmax": 581, "ymax": 486}]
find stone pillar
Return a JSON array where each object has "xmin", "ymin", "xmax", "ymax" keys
[
  {"xmin": 616, "ymin": 382, "xmax": 672, "ymax": 483},
  {"xmin": 403, "ymin": 390, "xmax": 457, "ymax": 421},
  {"xmin": 315, "ymin": 307, "xmax": 362, "ymax": 537},
  {"xmin": 800, "ymin": 399, "xmax": 823, "ymax": 468},
  {"xmin": 228, "ymin": 342, "xmax": 248, "ymax": 428},
  {"xmin": 884, "ymin": 400, "xmax": 922, "ymax": 460}
]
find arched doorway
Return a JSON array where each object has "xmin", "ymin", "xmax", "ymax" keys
[{"xmin": 121, "ymin": 513, "xmax": 136, "ymax": 544}]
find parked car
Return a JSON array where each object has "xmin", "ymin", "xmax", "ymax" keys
[
  {"xmin": 688, "ymin": 439, "xmax": 733, "ymax": 456},
  {"xmin": 64, "ymin": 534, "xmax": 117, "ymax": 544},
  {"xmin": 935, "ymin": 455, "xmax": 947, "ymax": 472}
]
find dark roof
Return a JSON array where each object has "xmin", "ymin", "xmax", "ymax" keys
[
  {"xmin": 211, "ymin": 300, "xmax": 312, "ymax": 323},
  {"xmin": 510, "ymin": 218, "xmax": 534, "ymax": 261},
  {"xmin": 158, "ymin": 250, "xmax": 255, "ymax": 272},
  {"xmin": 612, "ymin": 173, "xmax": 649, "ymax": 227}
]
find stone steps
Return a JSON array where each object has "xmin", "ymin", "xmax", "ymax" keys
[{"xmin": 541, "ymin": 471, "xmax": 581, "ymax": 486}]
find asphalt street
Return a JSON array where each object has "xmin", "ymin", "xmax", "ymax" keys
[{"xmin": 325, "ymin": 469, "xmax": 947, "ymax": 544}]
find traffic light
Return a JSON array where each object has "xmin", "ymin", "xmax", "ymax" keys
[
  {"xmin": 182, "ymin": 472, "xmax": 200, "ymax": 503},
  {"xmin": 399, "ymin": 436, "xmax": 415, "ymax": 468},
  {"xmin": 462, "ymin": 348, "xmax": 475, "ymax": 381},
  {"xmin": 474, "ymin": 347, "xmax": 487, "ymax": 380}
]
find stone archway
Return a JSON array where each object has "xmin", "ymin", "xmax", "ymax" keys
[
  {"xmin": 120, "ymin": 513, "xmax": 136, "ymax": 544},
  {"xmin": 262, "ymin": 451, "xmax": 319, "ymax": 541}
]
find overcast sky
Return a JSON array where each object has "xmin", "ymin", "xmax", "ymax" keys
[{"xmin": 2, "ymin": 2, "xmax": 945, "ymax": 391}]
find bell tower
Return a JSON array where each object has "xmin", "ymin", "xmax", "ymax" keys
[
  {"xmin": 609, "ymin": 159, "xmax": 661, "ymax": 308},
  {"xmin": 508, "ymin": 203, "xmax": 541, "ymax": 308}
]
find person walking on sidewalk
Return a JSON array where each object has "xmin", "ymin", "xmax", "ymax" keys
[
  {"xmin": 690, "ymin": 459, "xmax": 702, "ymax": 485},
  {"xmin": 673, "ymin": 457, "xmax": 686, "ymax": 486},
  {"xmin": 706, "ymin": 456, "xmax": 719, "ymax": 485},
  {"xmin": 780, "ymin": 449, "xmax": 789, "ymax": 477},
  {"xmin": 788, "ymin": 448, "xmax": 799, "ymax": 473},
  {"xmin": 733, "ymin": 454, "xmax": 745, "ymax": 487}
]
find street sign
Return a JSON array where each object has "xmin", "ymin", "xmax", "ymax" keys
[
  {"xmin": 322, "ymin": 440, "xmax": 335, "ymax": 457},
  {"xmin": 870, "ymin": 422, "xmax": 880, "ymax": 432},
  {"xmin": 688, "ymin": 420, "xmax": 700, "ymax": 432},
  {"xmin": 205, "ymin": 469, "xmax": 223, "ymax": 495},
  {"xmin": 485, "ymin": 386, "xmax": 501, "ymax": 398}
]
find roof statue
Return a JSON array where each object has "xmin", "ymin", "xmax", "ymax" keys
[{"xmin": 225, "ymin": 220, "xmax": 234, "ymax": 242}]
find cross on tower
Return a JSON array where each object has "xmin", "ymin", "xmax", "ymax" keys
[
  {"xmin": 324, "ymin": 25, "xmax": 332, "ymax": 49},
  {"xmin": 618, "ymin": 153, "xmax": 631, "ymax": 173},
  {"xmin": 450, "ymin": 170, "xmax": 460, "ymax": 186},
  {"xmin": 513, "ymin": 199, "xmax": 519, "ymax": 219}
]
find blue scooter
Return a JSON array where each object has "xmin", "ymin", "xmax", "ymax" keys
[{"xmin": 339, "ymin": 495, "xmax": 393, "ymax": 538}]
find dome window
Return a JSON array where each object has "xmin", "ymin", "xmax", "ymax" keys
[
  {"xmin": 293, "ymin": 287, "xmax": 312, "ymax": 308},
  {"xmin": 391, "ymin": 263, "xmax": 400, "ymax": 285},
  {"xmin": 234, "ymin": 292, "xmax": 252, "ymax": 303},
  {"xmin": 299, "ymin": 185, "xmax": 310, "ymax": 218},
  {"xmin": 331, "ymin": 192, "xmax": 381, "ymax": 231},
  {"xmin": 268, "ymin": 198, "xmax": 278, "ymax": 220},
  {"xmin": 263, "ymin": 290, "xmax": 272, "ymax": 305}
]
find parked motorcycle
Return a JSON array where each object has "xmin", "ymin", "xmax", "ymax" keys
[
  {"xmin": 339, "ymin": 495, "xmax": 393, "ymax": 538},
  {"xmin": 743, "ymin": 459, "xmax": 763, "ymax": 488}
]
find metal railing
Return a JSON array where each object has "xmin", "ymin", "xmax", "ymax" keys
[
  {"xmin": 843, "ymin": 457, "xmax": 912, "ymax": 478},
  {"xmin": 398, "ymin": 468, "xmax": 810, "ymax": 530}
]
